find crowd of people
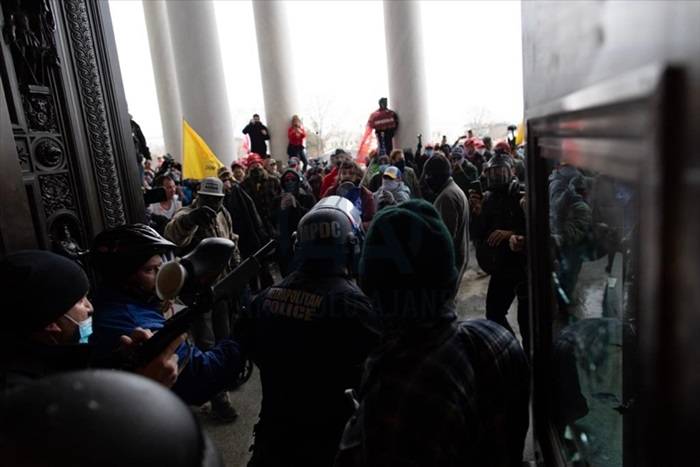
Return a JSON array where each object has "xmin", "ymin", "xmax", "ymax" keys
[{"xmin": 1, "ymin": 99, "xmax": 532, "ymax": 466}]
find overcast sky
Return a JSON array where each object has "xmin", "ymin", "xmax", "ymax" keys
[{"xmin": 109, "ymin": 0, "xmax": 523, "ymax": 153}]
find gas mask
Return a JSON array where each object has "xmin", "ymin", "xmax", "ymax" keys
[
  {"xmin": 486, "ymin": 166, "xmax": 512, "ymax": 191},
  {"xmin": 282, "ymin": 176, "xmax": 299, "ymax": 193},
  {"xmin": 250, "ymin": 167, "xmax": 265, "ymax": 180}
]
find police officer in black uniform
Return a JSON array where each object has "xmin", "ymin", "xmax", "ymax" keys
[
  {"xmin": 469, "ymin": 153, "xmax": 529, "ymax": 349},
  {"xmin": 238, "ymin": 196, "xmax": 379, "ymax": 467}
]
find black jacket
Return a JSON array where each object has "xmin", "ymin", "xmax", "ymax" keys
[
  {"xmin": 242, "ymin": 122, "xmax": 270, "ymax": 156},
  {"xmin": 237, "ymin": 271, "xmax": 379, "ymax": 464},
  {"xmin": 470, "ymin": 187, "xmax": 526, "ymax": 277},
  {"xmin": 224, "ymin": 182, "xmax": 269, "ymax": 258},
  {"xmin": 130, "ymin": 119, "xmax": 151, "ymax": 163},
  {"xmin": 276, "ymin": 187, "xmax": 316, "ymax": 276}
]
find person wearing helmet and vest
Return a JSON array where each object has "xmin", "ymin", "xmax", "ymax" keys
[
  {"xmin": 1, "ymin": 370, "xmax": 224, "ymax": 467},
  {"xmin": 0, "ymin": 249, "xmax": 183, "ymax": 394},
  {"xmin": 469, "ymin": 153, "xmax": 529, "ymax": 349},
  {"xmin": 237, "ymin": 196, "xmax": 379, "ymax": 467},
  {"xmin": 88, "ymin": 224, "xmax": 244, "ymax": 411},
  {"xmin": 164, "ymin": 177, "xmax": 243, "ymax": 421}
]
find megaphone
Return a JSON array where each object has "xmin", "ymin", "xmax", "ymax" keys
[{"xmin": 156, "ymin": 238, "xmax": 235, "ymax": 302}]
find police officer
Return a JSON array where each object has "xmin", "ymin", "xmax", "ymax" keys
[
  {"xmin": 238, "ymin": 196, "xmax": 379, "ymax": 467},
  {"xmin": 469, "ymin": 153, "xmax": 529, "ymax": 348}
]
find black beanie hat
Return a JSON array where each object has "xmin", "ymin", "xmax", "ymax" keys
[
  {"xmin": 359, "ymin": 200, "xmax": 458, "ymax": 320},
  {"xmin": 424, "ymin": 153, "xmax": 452, "ymax": 177},
  {"xmin": 0, "ymin": 250, "xmax": 90, "ymax": 336}
]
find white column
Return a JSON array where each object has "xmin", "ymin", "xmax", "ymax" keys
[
  {"xmin": 383, "ymin": 0, "xmax": 430, "ymax": 150},
  {"xmin": 166, "ymin": 0, "xmax": 235, "ymax": 166},
  {"xmin": 142, "ymin": 0, "xmax": 182, "ymax": 160},
  {"xmin": 252, "ymin": 1, "xmax": 299, "ymax": 164}
]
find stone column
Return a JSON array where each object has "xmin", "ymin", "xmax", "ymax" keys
[
  {"xmin": 166, "ymin": 0, "xmax": 235, "ymax": 165},
  {"xmin": 142, "ymin": 0, "xmax": 182, "ymax": 160},
  {"xmin": 383, "ymin": 0, "xmax": 430, "ymax": 150},
  {"xmin": 252, "ymin": 1, "xmax": 299, "ymax": 164}
]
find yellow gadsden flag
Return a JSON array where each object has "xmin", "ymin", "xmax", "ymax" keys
[
  {"xmin": 515, "ymin": 120, "xmax": 526, "ymax": 146},
  {"xmin": 182, "ymin": 120, "xmax": 224, "ymax": 180}
]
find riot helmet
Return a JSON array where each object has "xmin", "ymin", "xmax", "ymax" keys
[
  {"xmin": 294, "ymin": 196, "xmax": 361, "ymax": 275},
  {"xmin": 0, "ymin": 370, "xmax": 222, "ymax": 467},
  {"xmin": 91, "ymin": 224, "xmax": 176, "ymax": 284}
]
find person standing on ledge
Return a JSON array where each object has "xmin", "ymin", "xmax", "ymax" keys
[
  {"xmin": 287, "ymin": 115, "xmax": 308, "ymax": 172},
  {"xmin": 243, "ymin": 113, "xmax": 271, "ymax": 158},
  {"xmin": 367, "ymin": 97, "xmax": 399, "ymax": 156}
]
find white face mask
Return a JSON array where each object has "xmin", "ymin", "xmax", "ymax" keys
[
  {"xmin": 383, "ymin": 179, "xmax": 399, "ymax": 191},
  {"xmin": 477, "ymin": 148, "xmax": 486, "ymax": 156}
]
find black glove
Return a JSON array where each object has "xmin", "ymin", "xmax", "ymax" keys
[{"xmin": 186, "ymin": 206, "xmax": 217, "ymax": 228}]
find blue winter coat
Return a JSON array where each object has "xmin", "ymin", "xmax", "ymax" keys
[{"xmin": 90, "ymin": 288, "xmax": 242, "ymax": 406}]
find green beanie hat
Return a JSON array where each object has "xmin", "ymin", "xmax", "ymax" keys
[{"xmin": 359, "ymin": 199, "xmax": 458, "ymax": 321}]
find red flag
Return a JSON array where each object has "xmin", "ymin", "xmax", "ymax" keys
[
  {"xmin": 356, "ymin": 125, "xmax": 374, "ymax": 165},
  {"xmin": 241, "ymin": 133, "xmax": 250, "ymax": 155}
]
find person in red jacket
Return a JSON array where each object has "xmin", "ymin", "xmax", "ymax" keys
[
  {"xmin": 367, "ymin": 97, "xmax": 399, "ymax": 156},
  {"xmin": 320, "ymin": 149, "xmax": 350, "ymax": 197},
  {"xmin": 287, "ymin": 115, "xmax": 308, "ymax": 172}
]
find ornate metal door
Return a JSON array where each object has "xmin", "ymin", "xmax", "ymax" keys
[{"xmin": 0, "ymin": 0, "xmax": 144, "ymax": 257}]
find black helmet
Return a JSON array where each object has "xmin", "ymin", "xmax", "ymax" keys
[
  {"xmin": 0, "ymin": 370, "xmax": 222, "ymax": 467},
  {"xmin": 484, "ymin": 153, "xmax": 514, "ymax": 190},
  {"xmin": 91, "ymin": 224, "xmax": 176, "ymax": 282},
  {"xmin": 294, "ymin": 196, "xmax": 361, "ymax": 274}
]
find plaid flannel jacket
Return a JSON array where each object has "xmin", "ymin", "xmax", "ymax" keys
[{"xmin": 335, "ymin": 316, "xmax": 529, "ymax": 467}]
